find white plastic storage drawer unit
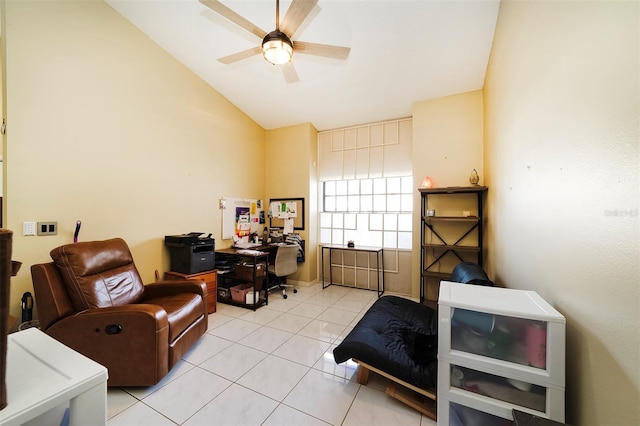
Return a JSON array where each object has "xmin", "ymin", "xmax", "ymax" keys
[{"xmin": 437, "ymin": 281, "xmax": 566, "ymax": 425}]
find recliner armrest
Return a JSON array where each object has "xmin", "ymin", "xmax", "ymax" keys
[
  {"xmin": 142, "ymin": 281, "xmax": 207, "ymax": 300},
  {"xmin": 47, "ymin": 304, "xmax": 169, "ymax": 342},
  {"xmin": 46, "ymin": 305, "xmax": 171, "ymax": 386}
]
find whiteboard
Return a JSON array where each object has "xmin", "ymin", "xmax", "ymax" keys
[{"xmin": 221, "ymin": 197, "xmax": 264, "ymax": 240}]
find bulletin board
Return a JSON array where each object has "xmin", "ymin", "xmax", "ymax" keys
[
  {"xmin": 221, "ymin": 197, "xmax": 264, "ymax": 240},
  {"xmin": 269, "ymin": 197, "xmax": 305, "ymax": 230}
]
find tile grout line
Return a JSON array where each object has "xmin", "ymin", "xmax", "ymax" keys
[{"xmin": 109, "ymin": 285, "xmax": 385, "ymax": 425}]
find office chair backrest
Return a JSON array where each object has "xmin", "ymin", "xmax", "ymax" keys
[{"xmin": 273, "ymin": 244, "xmax": 299, "ymax": 277}]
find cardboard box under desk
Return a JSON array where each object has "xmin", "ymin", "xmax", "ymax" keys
[{"xmin": 234, "ymin": 262, "xmax": 266, "ymax": 282}]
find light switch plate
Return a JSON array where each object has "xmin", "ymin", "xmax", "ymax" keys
[{"xmin": 23, "ymin": 222, "xmax": 36, "ymax": 236}]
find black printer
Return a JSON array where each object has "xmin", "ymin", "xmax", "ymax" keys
[{"xmin": 164, "ymin": 232, "xmax": 215, "ymax": 274}]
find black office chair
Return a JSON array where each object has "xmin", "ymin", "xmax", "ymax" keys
[{"xmin": 267, "ymin": 244, "xmax": 299, "ymax": 299}]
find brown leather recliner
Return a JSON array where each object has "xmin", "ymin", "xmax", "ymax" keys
[{"xmin": 31, "ymin": 237, "xmax": 208, "ymax": 387}]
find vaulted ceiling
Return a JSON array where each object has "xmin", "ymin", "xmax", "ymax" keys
[{"xmin": 106, "ymin": 0, "xmax": 500, "ymax": 131}]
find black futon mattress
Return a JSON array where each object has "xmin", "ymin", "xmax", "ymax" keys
[{"xmin": 333, "ymin": 295, "xmax": 438, "ymax": 389}]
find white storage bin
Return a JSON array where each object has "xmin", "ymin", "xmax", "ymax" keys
[{"xmin": 438, "ymin": 281, "xmax": 566, "ymax": 424}]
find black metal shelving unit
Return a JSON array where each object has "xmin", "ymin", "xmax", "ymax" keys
[{"xmin": 419, "ymin": 186, "xmax": 488, "ymax": 306}]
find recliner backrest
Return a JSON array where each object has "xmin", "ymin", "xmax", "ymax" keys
[{"xmin": 50, "ymin": 237, "xmax": 145, "ymax": 310}]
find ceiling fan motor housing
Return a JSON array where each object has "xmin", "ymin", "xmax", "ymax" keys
[{"xmin": 262, "ymin": 30, "xmax": 294, "ymax": 64}]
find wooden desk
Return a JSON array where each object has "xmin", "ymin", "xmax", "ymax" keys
[{"xmin": 0, "ymin": 328, "xmax": 108, "ymax": 425}]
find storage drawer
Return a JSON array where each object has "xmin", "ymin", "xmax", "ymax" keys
[
  {"xmin": 438, "ymin": 359, "xmax": 565, "ymax": 422},
  {"xmin": 450, "ymin": 309, "xmax": 548, "ymax": 368},
  {"xmin": 441, "ymin": 399, "xmax": 513, "ymax": 426},
  {"xmin": 449, "ymin": 364, "xmax": 546, "ymax": 412}
]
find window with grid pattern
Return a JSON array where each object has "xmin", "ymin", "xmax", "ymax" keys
[{"xmin": 318, "ymin": 119, "xmax": 413, "ymax": 249}]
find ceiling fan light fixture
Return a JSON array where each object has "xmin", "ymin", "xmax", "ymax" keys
[{"xmin": 262, "ymin": 30, "xmax": 293, "ymax": 65}]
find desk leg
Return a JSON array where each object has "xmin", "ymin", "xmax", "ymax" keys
[
  {"xmin": 321, "ymin": 247, "xmax": 326, "ymax": 289},
  {"xmin": 329, "ymin": 248, "xmax": 333, "ymax": 289},
  {"xmin": 69, "ymin": 381, "xmax": 106, "ymax": 426},
  {"xmin": 380, "ymin": 249, "xmax": 385, "ymax": 296},
  {"xmin": 377, "ymin": 249, "xmax": 384, "ymax": 297},
  {"xmin": 322, "ymin": 247, "xmax": 333, "ymax": 290}
]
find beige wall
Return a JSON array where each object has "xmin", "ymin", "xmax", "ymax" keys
[
  {"xmin": 411, "ymin": 91, "xmax": 484, "ymax": 297},
  {"xmin": 3, "ymin": 0, "xmax": 265, "ymax": 318},
  {"xmin": 5, "ymin": 4, "xmax": 638, "ymax": 423},
  {"xmin": 265, "ymin": 123, "xmax": 318, "ymax": 283},
  {"xmin": 484, "ymin": 1, "xmax": 639, "ymax": 424}
]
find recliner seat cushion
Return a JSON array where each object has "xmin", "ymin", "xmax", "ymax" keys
[
  {"xmin": 144, "ymin": 293, "xmax": 204, "ymax": 342},
  {"xmin": 50, "ymin": 238, "xmax": 145, "ymax": 310}
]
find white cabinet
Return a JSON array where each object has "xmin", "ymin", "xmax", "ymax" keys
[
  {"xmin": 0, "ymin": 328, "xmax": 108, "ymax": 425},
  {"xmin": 437, "ymin": 281, "xmax": 565, "ymax": 425}
]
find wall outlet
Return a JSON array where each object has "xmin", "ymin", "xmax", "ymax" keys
[
  {"xmin": 37, "ymin": 222, "xmax": 58, "ymax": 236},
  {"xmin": 23, "ymin": 222, "xmax": 36, "ymax": 236}
]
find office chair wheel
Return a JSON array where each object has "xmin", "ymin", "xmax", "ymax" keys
[
  {"xmin": 293, "ymin": 289, "xmax": 298, "ymax": 293},
  {"xmin": 283, "ymin": 294, "xmax": 288, "ymax": 299}
]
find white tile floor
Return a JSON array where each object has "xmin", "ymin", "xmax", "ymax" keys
[{"xmin": 107, "ymin": 284, "xmax": 437, "ymax": 426}]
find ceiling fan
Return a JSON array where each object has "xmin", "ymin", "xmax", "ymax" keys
[{"xmin": 199, "ymin": 0, "xmax": 351, "ymax": 83}]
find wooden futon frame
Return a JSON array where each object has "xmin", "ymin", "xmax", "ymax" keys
[{"xmin": 354, "ymin": 359, "xmax": 437, "ymax": 420}]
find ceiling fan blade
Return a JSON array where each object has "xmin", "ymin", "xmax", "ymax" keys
[
  {"xmin": 280, "ymin": 0, "xmax": 318, "ymax": 37},
  {"xmin": 217, "ymin": 46, "xmax": 262, "ymax": 64},
  {"xmin": 294, "ymin": 41, "xmax": 350, "ymax": 60},
  {"xmin": 282, "ymin": 62, "xmax": 300, "ymax": 83},
  {"xmin": 199, "ymin": 0, "xmax": 267, "ymax": 39}
]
